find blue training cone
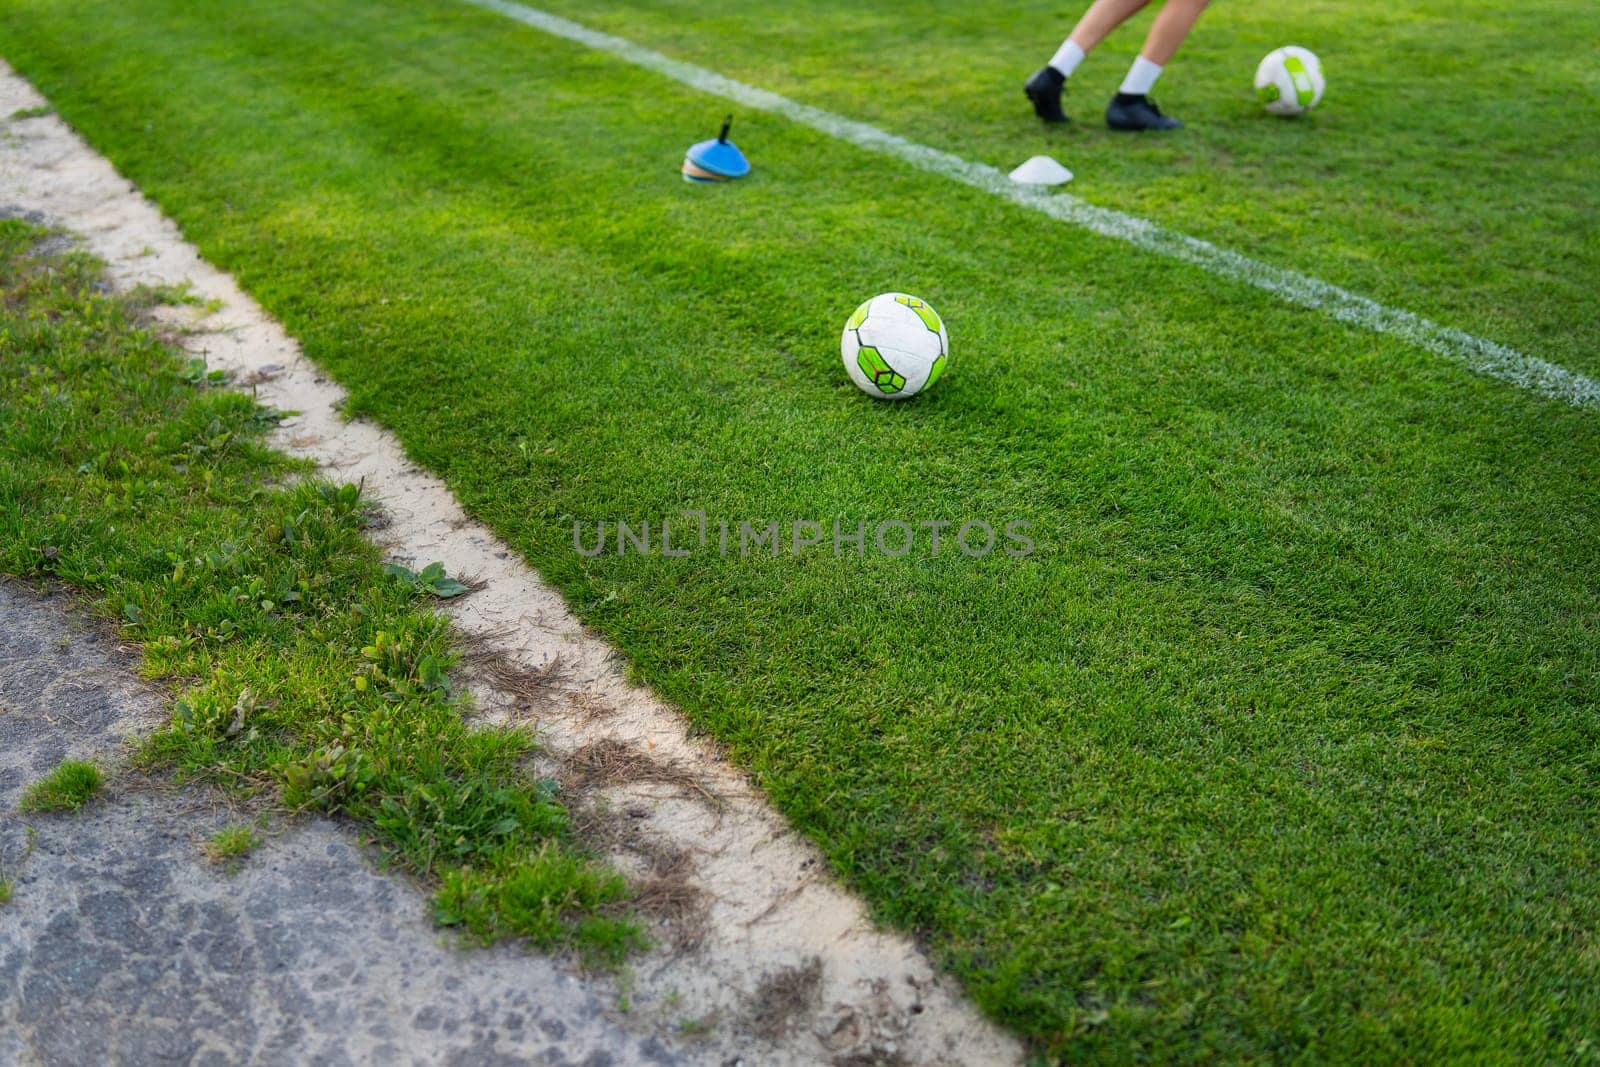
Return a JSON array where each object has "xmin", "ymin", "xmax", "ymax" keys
[{"xmin": 685, "ymin": 115, "xmax": 751, "ymax": 180}]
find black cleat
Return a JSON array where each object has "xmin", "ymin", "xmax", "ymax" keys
[
  {"xmin": 1025, "ymin": 66, "xmax": 1070, "ymax": 124},
  {"xmin": 1105, "ymin": 92, "xmax": 1182, "ymax": 131}
]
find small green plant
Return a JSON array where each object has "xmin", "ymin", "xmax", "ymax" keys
[
  {"xmin": 177, "ymin": 356, "xmax": 228, "ymax": 387},
  {"xmin": 204, "ymin": 824, "xmax": 261, "ymax": 869},
  {"xmin": 0, "ymin": 879, "xmax": 13, "ymax": 906},
  {"xmin": 18, "ymin": 759, "xmax": 103, "ymax": 813},
  {"xmin": 7, "ymin": 104, "xmax": 51, "ymax": 120},
  {"xmin": 382, "ymin": 561, "xmax": 470, "ymax": 598}
]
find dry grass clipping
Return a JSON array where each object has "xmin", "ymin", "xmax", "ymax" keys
[
  {"xmin": 457, "ymin": 629, "xmax": 566, "ymax": 703},
  {"xmin": 746, "ymin": 957, "xmax": 825, "ymax": 1040}
]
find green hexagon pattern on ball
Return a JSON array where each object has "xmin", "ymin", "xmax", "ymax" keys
[{"xmin": 840, "ymin": 292, "xmax": 948, "ymax": 401}]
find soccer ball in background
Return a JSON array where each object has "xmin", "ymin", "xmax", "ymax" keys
[
  {"xmin": 1255, "ymin": 47, "xmax": 1324, "ymax": 116},
  {"xmin": 841, "ymin": 293, "xmax": 949, "ymax": 400}
]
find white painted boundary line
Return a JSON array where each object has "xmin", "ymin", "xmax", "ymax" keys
[{"xmin": 465, "ymin": 0, "xmax": 1599, "ymax": 411}]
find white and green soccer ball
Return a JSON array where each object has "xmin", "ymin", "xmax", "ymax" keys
[
  {"xmin": 840, "ymin": 292, "xmax": 948, "ymax": 400},
  {"xmin": 1255, "ymin": 46, "xmax": 1324, "ymax": 116}
]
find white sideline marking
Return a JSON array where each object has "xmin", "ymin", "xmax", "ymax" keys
[{"xmin": 464, "ymin": 0, "xmax": 1599, "ymax": 411}]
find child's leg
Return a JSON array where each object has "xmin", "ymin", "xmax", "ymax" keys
[
  {"xmin": 1060, "ymin": 0, "xmax": 1153, "ymax": 62},
  {"xmin": 1132, "ymin": 0, "xmax": 1210, "ymax": 67},
  {"xmin": 1104, "ymin": 0, "xmax": 1208, "ymax": 128},
  {"xmin": 1106, "ymin": 0, "xmax": 1209, "ymax": 129},
  {"xmin": 1027, "ymin": 0, "xmax": 1151, "ymax": 122}
]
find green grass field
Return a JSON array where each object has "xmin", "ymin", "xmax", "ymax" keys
[{"xmin": 2, "ymin": 0, "xmax": 1597, "ymax": 1060}]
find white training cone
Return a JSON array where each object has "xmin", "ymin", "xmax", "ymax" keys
[{"xmin": 1009, "ymin": 155, "xmax": 1073, "ymax": 186}]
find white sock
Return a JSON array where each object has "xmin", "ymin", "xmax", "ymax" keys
[
  {"xmin": 1048, "ymin": 40, "xmax": 1086, "ymax": 78},
  {"xmin": 1119, "ymin": 55, "xmax": 1163, "ymax": 95}
]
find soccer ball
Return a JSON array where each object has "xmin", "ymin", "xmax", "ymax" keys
[
  {"xmin": 840, "ymin": 293, "xmax": 949, "ymax": 400},
  {"xmin": 1255, "ymin": 46, "xmax": 1324, "ymax": 116}
]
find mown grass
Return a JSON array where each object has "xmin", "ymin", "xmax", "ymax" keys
[
  {"xmin": 0, "ymin": 221, "xmax": 640, "ymax": 962},
  {"xmin": 526, "ymin": 0, "xmax": 1600, "ymax": 379},
  {"xmin": 1, "ymin": 2, "xmax": 1596, "ymax": 1060},
  {"xmin": 17, "ymin": 759, "xmax": 102, "ymax": 813}
]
